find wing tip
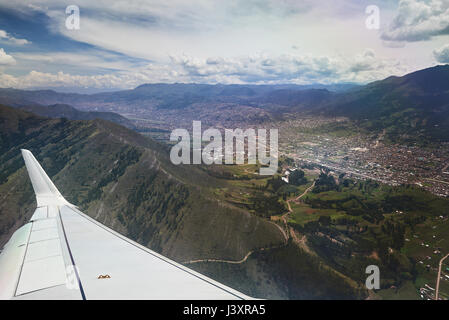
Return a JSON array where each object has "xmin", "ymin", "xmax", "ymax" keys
[
  {"xmin": 20, "ymin": 148, "xmax": 71, "ymax": 206},
  {"xmin": 20, "ymin": 149, "xmax": 32, "ymax": 157}
]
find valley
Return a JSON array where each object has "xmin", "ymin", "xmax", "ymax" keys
[
  {"xmin": 0, "ymin": 105, "xmax": 364, "ymax": 299},
  {"xmin": 278, "ymin": 116, "xmax": 449, "ymax": 197},
  {"xmin": 1, "ymin": 65, "xmax": 449, "ymax": 300}
]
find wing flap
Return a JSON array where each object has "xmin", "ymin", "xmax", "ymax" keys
[
  {"xmin": 0, "ymin": 224, "xmax": 32, "ymax": 299},
  {"xmin": 15, "ymin": 213, "xmax": 73, "ymax": 297},
  {"xmin": 16, "ymin": 255, "xmax": 67, "ymax": 296},
  {"xmin": 59, "ymin": 205, "xmax": 250, "ymax": 299}
]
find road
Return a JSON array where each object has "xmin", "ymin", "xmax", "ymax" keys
[
  {"xmin": 184, "ymin": 250, "xmax": 255, "ymax": 265},
  {"xmin": 424, "ymin": 178, "xmax": 449, "ymax": 186},
  {"xmin": 183, "ymin": 180, "xmax": 316, "ymax": 265},
  {"xmin": 183, "ymin": 242, "xmax": 287, "ymax": 265},
  {"xmin": 285, "ymin": 181, "xmax": 316, "ymax": 218},
  {"xmin": 435, "ymin": 252, "xmax": 449, "ymax": 300},
  {"xmin": 282, "ymin": 181, "xmax": 315, "ymax": 252}
]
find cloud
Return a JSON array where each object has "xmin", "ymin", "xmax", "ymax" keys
[
  {"xmin": 0, "ymin": 49, "xmax": 412, "ymax": 90},
  {"xmin": 0, "ymin": 48, "xmax": 16, "ymax": 65},
  {"xmin": 433, "ymin": 44, "xmax": 449, "ymax": 63},
  {"xmin": 382, "ymin": 0, "xmax": 449, "ymax": 42},
  {"xmin": 0, "ymin": 30, "xmax": 30, "ymax": 45},
  {"xmin": 12, "ymin": 50, "xmax": 148, "ymax": 72},
  {"xmin": 381, "ymin": 40, "xmax": 406, "ymax": 48},
  {"xmin": 168, "ymin": 50, "xmax": 410, "ymax": 85},
  {"xmin": 0, "ymin": 70, "xmax": 125, "ymax": 89},
  {"xmin": 4, "ymin": 0, "xmax": 370, "ymax": 63},
  {"xmin": 0, "ymin": 72, "xmax": 18, "ymax": 87},
  {"xmin": 0, "ymin": 1, "xmax": 431, "ymax": 91}
]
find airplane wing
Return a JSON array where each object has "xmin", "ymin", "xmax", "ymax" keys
[{"xmin": 0, "ymin": 149, "xmax": 252, "ymax": 300}]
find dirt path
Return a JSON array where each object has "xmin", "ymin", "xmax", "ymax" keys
[
  {"xmin": 278, "ymin": 181, "xmax": 316, "ymax": 237},
  {"xmin": 183, "ymin": 180, "xmax": 316, "ymax": 265},
  {"xmin": 184, "ymin": 250, "xmax": 255, "ymax": 265},
  {"xmin": 183, "ymin": 243, "xmax": 287, "ymax": 265},
  {"xmin": 269, "ymin": 220, "xmax": 289, "ymax": 242},
  {"xmin": 281, "ymin": 181, "xmax": 315, "ymax": 253},
  {"xmin": 435, "ymin": 252, "xmax": 449, "ymax": 300},
  {"xmin": 283, "ymin": 181, "xmax": 315, "ymax": 221}
]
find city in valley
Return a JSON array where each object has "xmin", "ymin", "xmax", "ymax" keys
[
  {"xmin": 277, "ymin": 117, "xmax": 449, "ymax": 198},
  {"xmin": 132, "ymin": 112, "xmax": 449, "ymax": 197}
]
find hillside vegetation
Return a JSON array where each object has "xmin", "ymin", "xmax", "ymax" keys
[
  {"xmin": 0, "ymin": 105, "xmax": 368, "ymax": 299},
  {"xmin": 0, "ymin": 105, "xmax": 283, "ymax": 263}
]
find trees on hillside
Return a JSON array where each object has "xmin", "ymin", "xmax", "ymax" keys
[{"xmin": 289, "ymin": 169, "xmax": 307, "ymax": 186}]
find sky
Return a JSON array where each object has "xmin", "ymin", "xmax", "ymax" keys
[{"xmin": 0, "ymin": 0, "xmax": 448, "ymax": 92}]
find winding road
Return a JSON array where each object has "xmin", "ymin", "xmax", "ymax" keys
[
  {"xmin": 435, "ymin": 252, "xmax": 449, "ymax": 300},
  {"xmin": 183, "ymin": 180, "xmax": 316, "ymax": 265}
]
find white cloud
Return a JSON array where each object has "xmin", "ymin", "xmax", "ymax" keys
[
  {"xmin": 0, "ymin": 70, "xmax": 126, "ymax": 89},
  {"xmin": 168, "ymin": 50, "xmax": 410, "ymax": 85},
  {"xmin": 0, "ymin": 30, "xmax": 30, "ymax": 45},
  {"xmin": 0, "ymin": 49, "xmax": 413, "ymax": 90},
  {"xmin": 433, "ymin": 43, "xmax": 449, "ymax": 63},
  {"xmin": 12, "ymin": 51, "xmax": 146, "ymax": 71},
  {"xmin": 0, "ymin": 72, "xmax": 18, "ymax": 87},
  {"xmin": 0, "ymin": 48, "xmax": 16, "ymax": 65},
  {"xmin": 8, "ymin": 0, "xmax": 380, "ymax": 62},
  {"xmin": 382, "ymin": 0, "xmax": 449, "ymax": 42},
  {"xmin": 0, "ymin": 0, "xmax": 438, "ymax": 90}
]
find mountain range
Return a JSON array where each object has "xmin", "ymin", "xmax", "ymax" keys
[
  {"xmin": 18, "ymin": 103, "xmax": 135, "ymax": 129},
  {"xmin": 0, "ymin": 65, "xmax": 448, "ymax": 143},
  {"xmin": 316, "ymin": 65, "xmax": 449, "ymax": 142}
]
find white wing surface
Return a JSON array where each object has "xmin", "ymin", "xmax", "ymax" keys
[{"xmin": 0, "ymin": 149, "xmax": 252, "ymax": 300}]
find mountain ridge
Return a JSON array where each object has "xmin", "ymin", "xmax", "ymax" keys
[
  {"xmin": 0, "ymin": 104, "xmax": 366, "ymax": 299},
  {"xmin": 18, "ymin": 103, "xmax": 136, "ymax": 129},
  {"xmin": 1, "ymin": 65, "xmax": 447, "ymax": 143},
  {"xmin": 0, "ymin": 105, "xmax": 283, "ymax": 261},
  {"xmin": 312, "ymin": 64, "xmax": 449, "ymax": 142}
]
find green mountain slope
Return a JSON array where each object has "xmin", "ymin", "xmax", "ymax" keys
[
  {"xmin": 18, "ymin": 103, "xmax": 136, "ymax": 129},
  {"xmin": 0, "ymin": 105, "xmax": 283, "ymax": 262},
  {"xmin": 317, "ymin": 65, "xmax": 449, "ymax": 143},
  {"xmin": 0, "ymin": 105, "xmax": 367, "ymax": 299}
]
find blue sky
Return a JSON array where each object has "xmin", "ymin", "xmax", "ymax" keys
[{"xmin": 0, "ymin": 0, "xmax": 448, "ymax": 92}]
